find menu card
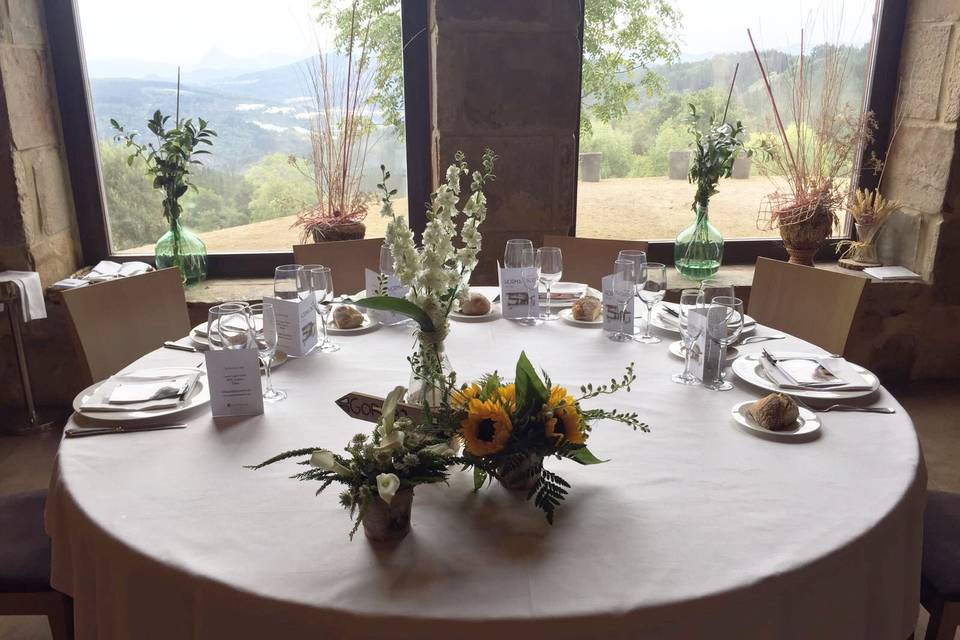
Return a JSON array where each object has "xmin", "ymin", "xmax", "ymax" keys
[
  {"xmin": 687, "ymin": 306, "xmax": 725, "ymax": 383},
  {"xmin": 263, "ymin": 294, "xmax": 317, "ymax": 357},
  {"xmin": 365, "ymin": 268, "xmax": 409, "ymax": 325},
  {"xmin": 204, "ymin": 349, "xmax": 264, "ymax": 417},
  {"xmin": 601, "ymin": 274, "xmax": 635, "ymax": 334},
  {"xmin": 498, "ymin": 264, "xmax": 540, "ymax": 320}
]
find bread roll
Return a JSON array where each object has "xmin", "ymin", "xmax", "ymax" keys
[
  {"xmin": 460, "ymin": 292, "xmax": 492, "ymax": 316},
  {"xmin": 333, "ymin": 305, "xmax": 365, "ymax": 329},
  {"xmin": 746, "ymin": 393, "xmax": 800, "ymax": 431},
  {"xmin": 571, "ymin": 296, "xmax": 602, "ymax": 321}
]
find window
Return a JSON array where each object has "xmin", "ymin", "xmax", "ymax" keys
[{"xmin": 575, "ymin": 0, "xmax": 892, "ymax": 255}]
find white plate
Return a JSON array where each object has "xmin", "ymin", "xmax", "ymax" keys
[
  {"xmin": 558, "ymin": 308, "xmax": 603, "ymax": 327},
  {"xmin": 72, "ymin": 367, "xmax": 210, "ymax": 422},
  {"xmin": 326, "ymin": 309, "xmax": 380, "ymax": 335},
  {"xmin": 731, "ymin": 352, "xmax": 880, "ymax": 400},
  {"xmin": 539, "ymin": 284, "xmax": 599, "ymax": 308},
  {"xmin": 668, "ymin": 340, "xmax": 739, "ymax": 362},
  {"xmin": 649, "ymin": 308, "xmax": 756, "ymax": 337},
  {"xmin": 450, "ymin": 305, "xmax": 501, "ymax": 322},
  {"xmin": 731, "ymin": 400, "xmax": 821, "ymax": 441}
]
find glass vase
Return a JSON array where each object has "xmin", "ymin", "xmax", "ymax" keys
[
  {"xmin": 155, "ymin": 218, "xmax": 208, "ymax": 285},
  {"xmin": 674, "ymin": 204, "xmax": 723, "ymax": 280},
  {"xmin": 406, "ymin": 333, "xmax": 452, "ymax": 407}
]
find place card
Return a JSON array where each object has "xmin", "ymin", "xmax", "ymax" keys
[
  {"xmin": 365, "ymin": 268, "xmax": 409, "ymax": 325},
  {"xmin": 263, "ymin": 294, "xmax": 317, "ymax": 357},
  {"xmin": 204, "ymin": 349, "xmax": 264, "ymax": 417},
  {"xmin": 687, "ymin": 306, "xmax": 725, "ymax": 383},
  {"xmin": 601, "ymin": 273, "xmax": 635, "ymax": 334},
  {"xmin": 498, "ymin": 264, "xmax": 540, "ymax": 320}
]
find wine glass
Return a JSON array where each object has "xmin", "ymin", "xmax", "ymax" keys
[
  {"xmin": 309, "ymin": 266, "xmax": 339, "ymax": 353},
  {"xmin": 519, "ymin": 247, "xmax": 542, "ymax": 325},
  {"xmin": 672, "ymin": 288, "xmax": 702, "ymax": 385},
  {"xmin": 610, "ymin": 259, "xmax": 637, "ymax": 342},
  {"xmin": 700, "ymin": 279, "xmax": 734, "ymax": 305},
  {"xmin": 206, "ymin": 302, "xmax": 249, "ymax": 350},
  {"xmin": 618, "ymin": 250, "xmax": 647, "ymax": 331},
  {"xmin": 379, "ymin": 244, "xmax": 395, "ymax": 281},
  {"xmin": 249, "ymin": 303, "xmax": 285, "ymax": 402},
  {"xmin": 704, "ymin": 296, "xmax": 744, "ymax": 392},
  {"xmin": 636, "ymin": 262, "xmax": 667, "ymax": 344},
  {"xmin": 537, "ymin": 247, "xmax": 563, "ymax": 321},
  {"xmin": 504, "ymin": 239, "xmax": 534, "ymax": 269},
  {"xmin": 274, "ymin": 265, "xmax": 308, "ymax": 301},
  {"xmin": 216, "ymin": 304, "xmax": 254, "ymax": 350}
]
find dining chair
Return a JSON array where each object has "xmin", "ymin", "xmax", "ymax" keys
[
  {"xmin": 747, "ymin": 257, "xmax": 867, "ymax": 356},
  {"xmin": 921, "ymin": 490, "xmax": 960, "ymax": 640},
  {"xmin": 62, "ymin": 268, "xmax": 191, "ymax": 384},
  {"xmin": 541, "ymin": 235, "xmax": 650, "ymax": 290},
  {"xmin": 0, "ymin": 490, "xmax": 74, "ymax": 640},
  {"xmin": 293, "ymin": 238, "xmax": 383, "ymax": 296}
]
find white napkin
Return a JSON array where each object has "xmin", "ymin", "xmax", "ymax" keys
[
  {"xmin": 540, "ymin": 282, "xmax": 585, "ymax": 300},
  {"xmin": 50, "ymin": 278, "xmax": 91, "ymax": 291},
  {"xmin": 86, "ymin": 260, "xmax": 154, "ymax": 283},
  {"xmin": 0, "ymin": 271, "xmax": 47, "ymax": 322},
  {"xmin": 863, "ymin": 266, "xmax": 921, "ymax": 281},
  {"xmin": 760, "ymin": 352, "xmax": 872, "ymax": 391},
  {"xmin": 108, "ymin": 372, "xmax": 200, "ymax": 404}
]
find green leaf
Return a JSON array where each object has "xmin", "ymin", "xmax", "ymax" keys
[
  {"xmin": 348, "ymin": 296, "xmax": 435, "ymax": 333},
  {"xmin": 567, "ymin": 446, "xmax": 608, "ymax": 465},
  {"xmin": 515, "ymin": 351, "xmax": 548, "ymax": 416},
  {"xmin": 473, "ymin": 467, "xmax": 487, "ymax": 492}
]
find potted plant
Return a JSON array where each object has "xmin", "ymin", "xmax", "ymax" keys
[{"xmin": 111, "ymin": 81, "xmax": 215, "ymax": 284}]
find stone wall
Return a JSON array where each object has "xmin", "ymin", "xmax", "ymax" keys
[{"xmin": 430, "ymin": 0, "xmax": 581, "ymax": 284}]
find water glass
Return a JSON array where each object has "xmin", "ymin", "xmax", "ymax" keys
[
  {"xmin": 704, "ymin": 296, "xmax": 744, "ymax": 392},
  {"xmin": 205, "ymin": 302, "xmax": 249, "ymax": 350},
  {"xmin": 618, "ymin": 249, "xmax": 647, "ymax": 331},
  {"xmin": 249, "ymin": 303, "xmax": 285, "ymax": 402},
  {"xmin": 537, "ymin": 247, "xmax": 563, "ymax": 321},
  {"xmin": 519, "ymin": 247, "xmax": 542, "ymax": 325},
  {"xmin": 636, "ymin": 262, "xmax": 667, "ymax": 344},
  {"xmin": 700, "ymin": 279, "xmax": 734, "ymax": 305},
  {"xmin": 379, "ymin": 244, "xmax": 396, "ymax": 280},
  {"xmin": 504, "ymin": 239, "xmax": 534, "ymax": 269},
  {"xmin": 274, "ymin": 264, "xmax": 309, "ymax": 301},
  {"xmin": 610, "ymin": 259, "xmax": 637, "ymax": 342},
  {"xmin": 213, "ymin": 303, "xmax": 254, "ymax": 350},
  {"xmin": 309, "ymin": 266, "xmax": 339, "ymax": 353},
  {"xmin": 672, "ymin": 288, "xmax": 702, "ymax": 385}
]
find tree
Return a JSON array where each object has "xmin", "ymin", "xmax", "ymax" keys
[
  {"xmin": 245, "ymin": 153, "xmax": 318, "ymax": 222},
  {"xmin": 315, "ymin": 0, "xmax": 681, "ymax": 138}
]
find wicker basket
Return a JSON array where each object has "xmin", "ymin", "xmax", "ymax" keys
[
  {"xmin": 310, "ymin": 221, "xmax": 366, "ymax": 243},
  {"xmin": 776, "ymin": 202, "xmax": 835, "ymax": 266}
]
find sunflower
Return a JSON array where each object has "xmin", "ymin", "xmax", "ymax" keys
[
  {"xmin": 461, "ymin": 399, "xmax": 513, "ymax": 456},
  {"xmin": 496, "ymin": 383, "xmax": 517, "ymax": 413},
  {"xmin": 544, "ymin": 386, "xmax": 586, "ymax": 445},
  {"xmin": 452, "ymin": 383, "xmax": 481, "ymax": 410}
]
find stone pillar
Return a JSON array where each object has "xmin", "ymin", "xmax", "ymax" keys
[
  {"xmin": 579, "ymin": 152, "xmax": 601, "ymax": 182},
  {"xmin": 430, "ymin": 0, "xmax": 581, "ymax": 283},
  {"xmin": 667, "ymin": 150, "xmax": 689, "ymax": 180}
]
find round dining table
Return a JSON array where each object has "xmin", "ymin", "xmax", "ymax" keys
[{"xmin": 46, "ymin": 288, "xmax": 926, "ymax": 640}]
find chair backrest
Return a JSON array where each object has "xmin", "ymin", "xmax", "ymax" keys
[
  {"xmin": 748, "ymin": 257, "xmax": 868, "ymax": 355},
  {"xmin": 293, "ymin": 239, "xmax": 383, "ymax": 295},
  {"xmin": 541, "ymin": 235, "xmax": 651, "ymax": 289},
  {"xmin": 62, "ymin": 268, "xmax": 191, "ymax": 383}
]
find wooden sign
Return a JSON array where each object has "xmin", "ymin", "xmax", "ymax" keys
[{"xmin": 335, "ymin": 392, "xmax": 424, "ymax": 424}]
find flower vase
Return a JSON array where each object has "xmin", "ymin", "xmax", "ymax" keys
[
  {"xmin": 362, "ymin": 488, "xmax": 413, "ymax": 542},
  {"xmin": 155, "ymin": 218, "xmax": 208, "ymax": 285},
  {"xmin": 498, "ymin": 453, "xmax": 544, "ymax": 492},
  {"xmin": 407, "ymin": 333, "xmax": 452, "ymax": 407},
  {"xmin": 674, "ymin": 204, "xmax": 723, "ymax": 279},
  {"xmin": 853, "ymin": 223, "xmax": 881, "ymax": 264}
]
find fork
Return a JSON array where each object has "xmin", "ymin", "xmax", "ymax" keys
[
  {"xmin": 740, "ymin": 335, "xmax": 786, "ymax": 344},
  {"xmin": 788, "ymin": 395, "xmax": 894, "ymax": 414}
]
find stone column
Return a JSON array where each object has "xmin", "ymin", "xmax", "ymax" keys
[{"xmin": 430, "ymin": 0, "xmax": 582, "ymax": 283}]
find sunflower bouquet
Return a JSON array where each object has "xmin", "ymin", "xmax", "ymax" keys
[{"xmin": 454, "ymin": 353, "xmax": 648, "ymax": 523}]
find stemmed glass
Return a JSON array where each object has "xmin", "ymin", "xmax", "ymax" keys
[
  {"xmin": 520, "ymin": 247, "xmax": 542, "ymax": 325},
  {"xmin": 504, "ymin": 239, "xmax": 534, "ymax": 268},
  {"xmin": 537, "ymin": 247, "xmax": 563, "ymax": 321},
  {"xmin": 309, "ymin": 266, "xmax": 339, "ymax": 353},
  {"xmin": 704, "ymin": 296, "xmax": 744, "ymax": 391},
  {"xmin": 207, "ymin": 302, "xmax": 250, "ymax": 351},
  {"xmin": 618, "ymin": 250, "xmax": 646, "ymax": 331},
  {"xmin": 274, "ymin": 265, "xmax": 309, "ymax": 301},
  {"xmin": 610, "ymin": 259, "xmax": 637, "ymax": 342},
  {"xmin": 379, "ymin": 244, "xmax": 395, "ymax": 283},
  {"xmin": 672, "ymin": 288, "xmax": 702, "ymax": 385},
  {"xmin": 249, "ymin": 303, "xmax": 285, "ymax": 402},
  {"xmin": 636, "ymin": 262, "xmax": 667, "ymax": 344}
]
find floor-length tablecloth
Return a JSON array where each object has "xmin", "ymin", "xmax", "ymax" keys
[{"xmin": 46, "ymin": 294, "xmax": 926, "ymax": 640}]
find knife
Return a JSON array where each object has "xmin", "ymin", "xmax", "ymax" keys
[
  {"xmin": 64, "ymin": 423, "xmax": 187, "ymax": 438},
  {"xmin": 164, "ymin": 341, "xmax": 199, "ymax": 353}
]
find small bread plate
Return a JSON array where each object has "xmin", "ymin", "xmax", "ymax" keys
[
  {"xmin": 558, "ymin": 308, "xmax": 603, "ymax": 328},
  {"xmin": 539, "ymin": 283, "xmax": 599, "ymax": 308},
  {"xmin": 325, "ymin": 308, "xmax": 380, "ymax": 335},
  {"xmin": 731, "ymin": 400, "xmax": 821, "ymax": 442},
  {"xmin": 72, "ymin": 366, "xmax": 210, "ymax": 422},
  {"xmin": 668, "ymin": 340, "xmax": 738, "ymax": 362},
  {"xmin": 730, "ymin": 352, "xmax": 880, "ymax": 401},
  {"xmin": 450, "ymin": 305, "xmax": 501, "ymax": 322}
]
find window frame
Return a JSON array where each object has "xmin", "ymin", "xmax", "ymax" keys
[{"xmin": 46, "ymin": 0, "xmax": 431, "ymax": 277}]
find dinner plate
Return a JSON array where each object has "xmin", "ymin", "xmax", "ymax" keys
[
  {"xmin": 558, "ymin": 308, "xmax": 602, "ymax": 328},
  {"xmin": 450, "ymin": 306, "xmax": 501, "ymax": 322},
  {"xmin": 668, "ymin": 340, "xmax": 739, "ymax": 362},
  {"xmin": 731, "ymin": 352, "xmax": 880, "ymax": 400},
  {"xmin": 649, "ymin": 308, "xmax": 756, "ymax": 337},
  {"xmin": 325, "ymin": 309, "xmax": 380, "ymax": 335},
  {"xmin": 731, "ymin": 400, "xmax": 821, "ymax": 441},
  {"xmin": 73, "ymin": 367, "xmax": 210, "ymax": 422}
]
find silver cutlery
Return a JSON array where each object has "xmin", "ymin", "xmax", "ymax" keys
[
  {"xmin": 65, "ymin": 423, "xmax": 188, "ymax": 438},
  {"xmin": 788, "ymin": 396, "xmax": 894, "ymax": 414},
  {"xmin": 741, "ymin": 335, "xmax": 786, "ymax": 344},
  {"xmin": 163, "ymin": 341, "xmax": 199, "ymax": 353}
]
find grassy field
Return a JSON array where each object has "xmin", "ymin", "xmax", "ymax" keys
[{"xmin": 123, "ymin": 176, "xmax": 792, "ymax": 254}]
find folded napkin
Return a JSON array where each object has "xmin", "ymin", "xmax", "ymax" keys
[
  {"xmin": 79, "ymin": 371, "xmax": 201, "ymax": 412},
  {"xmin": 50, "ymin": 278, "xmax": 91, "ymax": 291},
  {"xmin": 759, "ymin": 352, "xmax": 872, "ymax": 391},
  {"xmin": 86, "ymin": 260, "xmax": 154, "ymax": 282},
  {"xmin": 540, "ymin": 283, "xmax": 586, "ymax": 301},
  {"xmin": 0, "ymin": 271, "xmax": 47, "ymax": 322}
]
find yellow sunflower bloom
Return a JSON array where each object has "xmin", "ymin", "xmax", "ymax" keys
[
  {"xmin": 544, "ymin": 386, "xmax": 586, "ymax": 445},
  {"xmin": 452, "ymin": 383, "xmax": 481, "ymax": 410},
  {"xmin": 496, "ymin": 383, "xmax": 517, "ymax": 412},
  {"xmin": 461, "ymin": 399, "xmax": 513, "ymax": 456}
]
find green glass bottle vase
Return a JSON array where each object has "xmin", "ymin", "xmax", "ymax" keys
[
  {"xmin": 674, "ymin": 204, "xmax": 723, "ymax": 280},
  {"xmin": 155, "ymin": 218, "xmax": 208, "ymax": 285}
]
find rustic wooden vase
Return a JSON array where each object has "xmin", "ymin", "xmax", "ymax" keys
[
  {"xmin": 362, "ymin": 487, "xmax": 414, "ymax": 542},
  {"xmin": 778, "ymin": 203, "xmax": 835, "ymax": 267}
]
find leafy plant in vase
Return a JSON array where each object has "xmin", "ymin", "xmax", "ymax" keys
[{"xmin": 111, "ymin": 86, "xmax": 216, "ymax": 284}]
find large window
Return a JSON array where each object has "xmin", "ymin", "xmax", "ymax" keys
[{"xmin": 576, "ymin": 0, "xmax": 879, "ymax": 244}]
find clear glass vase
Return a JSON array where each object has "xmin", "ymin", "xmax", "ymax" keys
[
  {"xmin": 155, "ymin": 218, "xmax": 208, "ymax": 285},
  {"xmin": 406, "ymin": 334, "xmax": 452, "ymax": 407},
  {"xmin": 674, "ymin": 204, "xmax": 723, "ymax": 280}
]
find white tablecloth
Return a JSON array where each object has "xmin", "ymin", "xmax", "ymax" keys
[{"xmin": 47, "ymin": 290, "xmax": 925, "ymax": 640}]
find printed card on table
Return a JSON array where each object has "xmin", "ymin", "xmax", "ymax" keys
[
  {"xmin": 601, "ymin": 274, "xmax": 635, "ymax": 333},
  {"xmin": 365, "ymin": 268, "xmax": 409, "ymax": 324},
  {"xmin": 204, "ymin": 348, "xmax": 264, "ymax": 418},
  {"xmin": 687, "ymin": 306, "xmax": 725, "ymax": 383},
  {"xmin": 263, "ymin": 294, "xmax": 317, "ymax": 358},
  {"xmin": 498, "ymin": 264, "xmax": 540, "ymax": 320}
]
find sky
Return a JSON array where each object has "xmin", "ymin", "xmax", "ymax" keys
[{"xmin": 77, "ymin": 0, "xmax": 877, "ymax": 71}]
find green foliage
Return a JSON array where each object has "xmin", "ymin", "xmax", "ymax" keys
[
  {"xmin": 687, "ymin": 104, "xmax": 749, "ymax": 212},
  {"xmin": 98, "ymin": 143, "xmax": 166, "ymax": 250},
  {"xmin": 347, "ymin": 295, "xmax": 436, "ymax": 333},
  {"xmin": 244, "ymin": 153, "xmax": 317, "ymax": 222},
  {"xmin": 579, "ymin": 123, "xmax": 635, "ymax": 178},
  {"xmin": 514, "ymin": 351, "xmax": 549, "ymax": 419},
  {"xmin": 632, "ymin": 117, "xmax": 688, "ymax": 177}
]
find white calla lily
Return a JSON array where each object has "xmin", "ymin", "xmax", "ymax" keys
[
  {"xmin": 309, "ymin": 450, "xmax": 353, "ymax": 477},
  {"xmin": 376, "ymin": 430, "xmax": 405, "ymax": 453},
  {"xmin": 421, "ymin": 443, "xmax": 456, "ymax": 457},
  {"xmin": 378, "ymin": 386, "xmax": 407, "ymax": 436},
  {"xmin": 376, "ymin": 473, "xmax": 400, "ymax": 505}
]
